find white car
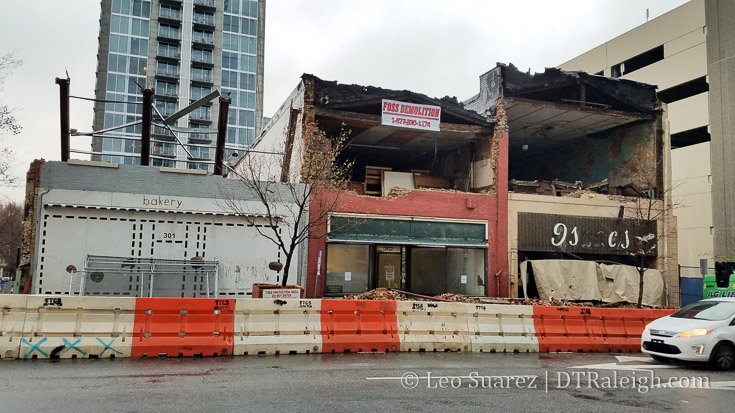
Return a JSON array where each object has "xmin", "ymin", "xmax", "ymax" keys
[{"xmin": 641, "ymin": 297, "xmax": 735, "ymax": 370}]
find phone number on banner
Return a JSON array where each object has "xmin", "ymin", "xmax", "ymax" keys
[{"xmin": 390, "ymin": 117, "xmax": 432, "ymax": 128}]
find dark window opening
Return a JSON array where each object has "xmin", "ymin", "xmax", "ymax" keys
[
  {"xmin": 671, "ymin": 126, "xmax": 710, "ymax": 149},
  {"xmin": 611, "ymin": 45, "xmax": 664, "ymax": 78},
  {"xmin": 611, "ymin": 64, "xmax": 623, "ymax": 78},
  {"xmin": 658, "ymin": 76, "xmax": 708, "ymax": 104}
]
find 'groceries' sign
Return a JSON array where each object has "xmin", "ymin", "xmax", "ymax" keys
[{"xmin": 382, "ymin": 99, "xmax": 441, "ymax": 131}]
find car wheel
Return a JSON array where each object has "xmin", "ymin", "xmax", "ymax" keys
[
  {"xmin": 651, "ymin": 355, "xmax": 670, "ymax": 363},
  {"xmin": 709, "ymin": 342, "xmax": 735, "ymax": 371}
]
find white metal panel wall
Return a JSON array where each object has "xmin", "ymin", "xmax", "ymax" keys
[
  {"xmin": 33, "ymin": 188, "xmax": 299, "ymax": 297},
  {"xmin": 36, "ymin": 208, "xmax": 136, "ymax": 295},
  {"xmin": 194, "ymin": 216, "xmax": 286, "ymax": 295}
]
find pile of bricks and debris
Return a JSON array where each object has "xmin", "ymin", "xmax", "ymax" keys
[
  {"xmin": 342, "ymin": 288, "xmax": 675, "ymax": 308},
  {"xmin": 490, "ymin": 297, "xmax": 676, "ymax": 309},
  {"xmin": 343, "ymin": 288, "xmax": 408, "ymax": 301},
  {"xmin": 508, "ymin": 178, "xmax": 654, "ymax": 199}
]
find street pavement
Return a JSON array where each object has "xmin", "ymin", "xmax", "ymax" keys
[{"xmin": 1, "ymin": 352, "xmax": 733, "ymax": 412}]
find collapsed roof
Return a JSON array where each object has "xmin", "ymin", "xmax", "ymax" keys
[
  {"xmin": 308, "ymin": 74, "xmax": 492, "ymax": 126},
  {"xmin": 464, "ymin": 63, "xmax": 661, "ymax": 155},
  {"xmin": 304, "ymin": 74, "xmax": 495, "ymax": 166},
  {"xmin": 499, "ymin": 63, "xmax": 659, "ymax": 113}
]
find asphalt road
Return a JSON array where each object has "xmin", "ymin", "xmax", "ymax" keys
[{"xmin": 1, "ymin": 352, "xmax": 733, "ymax": 412}]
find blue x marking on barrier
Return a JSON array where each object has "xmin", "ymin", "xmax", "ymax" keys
[
  {"xmin": 22, "ymin": 337, "xmax": 48, "ymax": 359},
  {"xmin": 62, "ymin": 338, "xmax": 88, "ymax": 357},
  {"xmin": 96, "ymin": 338, "xmax": 123, "ymax": 356}
]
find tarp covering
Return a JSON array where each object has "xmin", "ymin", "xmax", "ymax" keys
[{"xmin": 521, "ymin": 259, "xmax": 664, "ymax": 306}]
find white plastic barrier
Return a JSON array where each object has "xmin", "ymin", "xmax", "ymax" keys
[
  {"xmin": 469, "ymin": 303, "xmax": 538, "ymax": 353},
  {"xmin": 396, "ymin": 301, "xmax": 471, "ymax": 352},
  {"xmin": 233, "ymin": 298, "xmax": 322, "ymax": 355},
  {"xmin": 20, "ymin": 296, "xmax": 135, "ymax": 359},
  {"xmin": 1, "ymin": 295, "xmax": 28, "ymax": 359}
]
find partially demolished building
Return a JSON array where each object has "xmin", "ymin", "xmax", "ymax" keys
[
  {"xmin": 245, "ymin": 67, "xmax": 677, "ymax": 304},
  {"xmin": 244, "ymin": 74, "xmax": 508, "ymax": 298},
  {"xmin": 466, "ymin": 64, "xmax": 677, "ymax": 305}
]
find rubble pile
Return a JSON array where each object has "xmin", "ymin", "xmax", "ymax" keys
[
  {"xmin": 342, "ymin": 289, "xmax": 676, "ymax": 309},
  {"xmin": 493, "ymin": 297, "xmax": 676, "ymax": 309},
  {"xmin": 343, "ymin": 288, "xmax": 408, "ymax": 301},
  {"xmin": 434, "ymin": 293, "xmax": 481, "ymax": 303}
]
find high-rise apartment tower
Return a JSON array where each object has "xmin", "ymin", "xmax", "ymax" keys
[{"xmin": 91, "ymin": 0, "xmax": 265, "ymax": 171}]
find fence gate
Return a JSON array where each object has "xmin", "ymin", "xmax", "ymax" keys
[{"xmin": 79, "ymin": 255, "xmax": 219, "ymax": 298}]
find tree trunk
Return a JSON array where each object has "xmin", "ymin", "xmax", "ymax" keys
[
  {"xmin": 637, "ymin": 263, "xmax": 645, "ymax": 309},
  {"xmin": 281, "ymin": 253, "xmax": 292, "ymax": 287}
]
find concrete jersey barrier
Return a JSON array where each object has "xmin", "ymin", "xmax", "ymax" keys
[
  {"xmin": 0, "ymin": 296, "xmax": 676, "ymax": 360},
  {"xmin": 20, "ymin": 295, "xmax": 135, "ymax": 359}
]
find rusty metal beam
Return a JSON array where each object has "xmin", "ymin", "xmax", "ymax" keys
[
  {"xmin": 214, "ymin": 96, "xmax": 231, "ymax": 176},
  {"xmin": 56, "ymin": 77, "xmax": 71, "ymax": 162},
  {"xmin": 140, "ymin": 88, "xmax": 153, "ymax": 166}
]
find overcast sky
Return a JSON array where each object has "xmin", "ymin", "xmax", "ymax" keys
[{"xmin": 0, "ymin": 0, "xmax": 690, "ymax": 202}]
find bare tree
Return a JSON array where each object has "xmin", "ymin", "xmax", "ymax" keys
[
  {"xmin": 221, "ymin": 123, "xmax": 353, "ymax": 286},
  {"xmin": 616, "ymin": 158, "xmax": 677, "ymax": 308},
  {"xmin": 0, "ymin": 201, "xmax": 22, "ymax": 273},
  {"xmin": 0, "ymin": 52, "xmax": 22, "ymax": 186}
]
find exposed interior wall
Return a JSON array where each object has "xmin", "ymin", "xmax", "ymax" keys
[
  {"xmin": 235, "ymin": 79, "xmax": 306, "ymax": 182},
  {"xmin": 434, "ymin": 144, "xmax": 474, "ymax": 191},
  {"xmin": 508, "ymin": 121, "xmax": 656, "ymax": 187}
]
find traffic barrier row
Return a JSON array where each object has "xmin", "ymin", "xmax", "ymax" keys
[
  {"xmin": 17, "ymin": 296, "xmax": 134, "ymax": 359},
  {"xmin": 132, "ymin": 298, "xmax": 234, "ymax": 357},
  {"xmin": 234, "ymin": 298, "xmax": 322, "ymax": 355},
  {"xmin": 470, "ymin": 304, "xmax": 538, "ymax": 353},
  {"xmin": 532, "ymin": 306, "xmax": 674, "ymax": 353},
  {"xmin": 0, "ymin": 296, "xmax": 676, "ymax": 359},
  {"xmin": 0, "ymin": 295, "xmax": 27, "ymax": 359},
  {"xmin": 322, "ymin": 300, "xmax": 399, "ymax": 353}
]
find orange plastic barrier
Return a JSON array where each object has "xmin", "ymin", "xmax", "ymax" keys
[
  {"xmin": 533, "ymin": 306, "xmax": 676, "ymax": 353},
  {"xmin": 320, "ymin": 300, "xmax": 399, "ymax": 353},
  {"xmin": 132, "ymin": 298, "xmax": 234, "ymax": 357},
  {"xmin": 596, "ymin": 308, "xmax": 675, "ymax": 353},
  {"xmin": 533, "ymin": 307, "xmax": 607, "ymax": 353}
]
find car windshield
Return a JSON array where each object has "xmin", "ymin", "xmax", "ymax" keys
[{"xmin": 671, "ymin": 301, "xmax": 735, "ymax": 321}]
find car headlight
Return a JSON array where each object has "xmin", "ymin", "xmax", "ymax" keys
[
  {"xmin": 643, "ymin": 323, "xmax": 650, "ymax": 333},
  {"xmin": 679, "ymin": 328, "xmax": 713, "ymax": 338}
]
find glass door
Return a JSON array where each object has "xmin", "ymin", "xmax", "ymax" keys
[{"xmin": 377, "ymin": 246, "xmax": 402, "ymax": 289}]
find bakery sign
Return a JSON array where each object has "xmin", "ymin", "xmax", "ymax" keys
[
  {"xmin": 517, "ymin": 212, "xmax": 657, "ymax": 256},
  {"xmin": 381, "ymin": 99, "xmax": 441, "ymax": 131}
]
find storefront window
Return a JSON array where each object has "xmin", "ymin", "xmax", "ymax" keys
[
  {"xmin": 445, "ymin": 248, "xmax": 486, "ymax": 296},
  {"xmin": 325, "ymin": 244, "xmax": 370, "ymax": 296},
  {"xmin": 410, "ymin": 247, "xmax": 486, "ymax": 296},
  {"xmin": 410, "ymin": 247, "xmax": 446, "ymax": 295}
]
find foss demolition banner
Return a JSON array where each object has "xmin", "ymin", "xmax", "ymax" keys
[{"xmin": 382, "ymin": 99, "xmax": 441, "ymax": 131}]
